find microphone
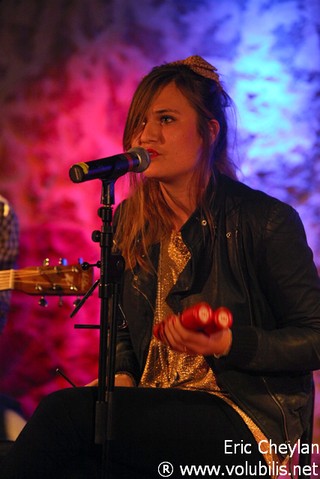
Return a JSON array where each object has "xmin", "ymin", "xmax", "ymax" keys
[{"xmin": 69, "ymin": 147, "xmax": 150, "ymax": 183}]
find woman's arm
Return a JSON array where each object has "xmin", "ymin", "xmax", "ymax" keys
[
  {"xmin": 225, "ymin": 202, "xmax": 320, "ymax": 372},
  {"xmin": 156, "ymin": 202, "xmax": 320, "ymax": 372}
]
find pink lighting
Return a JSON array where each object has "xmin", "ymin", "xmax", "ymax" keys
[{"xmin": 0, "ymin": 4, "xmax": 319, "ymax": 474}]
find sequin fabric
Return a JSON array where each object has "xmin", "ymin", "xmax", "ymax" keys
[
  {"xmin": 139, "ymin": 231, "xmax": 281, "ymax": 474},
  {"xmin": 139, "ymin": 230, "xmax": 219, "ymax": 390}
]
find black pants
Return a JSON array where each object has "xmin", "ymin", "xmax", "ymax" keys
[{"xmin": 1, "ymin": 387, "xmax": 269, "ymax": 478}]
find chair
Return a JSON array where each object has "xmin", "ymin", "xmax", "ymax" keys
[
  {"xmin": 298, "ymin": 381, "xmax": 315, "ymax": 479},
  {"xmin": 0, "ymin": 440, "xmax": 14, "ymax": 462}
]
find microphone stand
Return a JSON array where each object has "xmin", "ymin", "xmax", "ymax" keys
[
  {"xmin": 68, "ymin": 148, "xmax": 149, "ymax": 477},
  {"xmin": 94, "ymin": 179, "xmax": 125, "ymax": 478}
]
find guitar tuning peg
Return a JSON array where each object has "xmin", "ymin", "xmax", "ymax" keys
[
  {"xmin": 73, "ymin": 297, "xmax": 81, "ymax": 307},
  {"xmin": 58, "ymin": 297, "xmax": 63, "ymax": 307},
  {"xmin": 39, "ymin": 296, "xmax": 48, "ymax": 307},
  {"xmin": 59, "ymin": 258, "xmax": 68, "ymax": 266},
  {"xmin": 43, "ymin": 258, "xmax": 50, "ymax": 266}
]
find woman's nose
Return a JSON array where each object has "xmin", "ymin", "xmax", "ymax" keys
[{"xmin": 139, "ymin": 121, "xmax": 161, "ymax": 144}]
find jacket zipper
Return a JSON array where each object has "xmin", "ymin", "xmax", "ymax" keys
[
  {"xmin": 262, "ymin": 377, "xmax": 290, "ymax": 441},
  {"xmin": 132, "ymin": 274, "xmax": 155, "ymax": 314},
  {"xmin": 132, "ymin": 275, "xmax": 156, "ymax": 367},
  {"xmin": 235, "ymin": 227, "xmax": 290, "ymax": 448}
]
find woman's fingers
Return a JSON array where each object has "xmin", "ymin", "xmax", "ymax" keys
[{"xmin": 155, "ymin": 315, "xmax": 232, "ymax": 357}]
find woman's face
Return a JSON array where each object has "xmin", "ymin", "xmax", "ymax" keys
[{"xmin": 131, "ymin": 82, "xmax": 204, "ymax": 187}]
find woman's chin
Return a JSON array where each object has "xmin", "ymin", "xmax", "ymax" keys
[{"xmin": 143, "ymin": 167, "xmax": 162, "ymax": 180}]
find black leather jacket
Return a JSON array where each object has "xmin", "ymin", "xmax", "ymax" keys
[{"xmin": 115, "ymin": 174, "xmax": 320, "ymax": 447}]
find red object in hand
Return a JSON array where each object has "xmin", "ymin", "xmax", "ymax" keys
[
  {"xmin": 153, "ymin": 302, "xmax": 233, "ymax": 339},
  {"xmin": 180, "ymin": 302, "xmax": 233, "ymax": 334}
]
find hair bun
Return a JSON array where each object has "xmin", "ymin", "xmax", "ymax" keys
[{"xmin": 170, "ymin": 55, "xmax": 221, "ymax": 87}]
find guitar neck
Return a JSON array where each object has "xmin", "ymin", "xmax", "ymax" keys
[
  {"xmin": 0, "ymin": 265, "xmax": 93, "ymax": 296},
  {"xmin": 0, "ymin": 269, "xmax": 15, "ymax": 292}
]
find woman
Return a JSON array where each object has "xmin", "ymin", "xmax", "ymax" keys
[{"xmin": 2, "ymin": 56, "xmax": 320, "ymax": 479}]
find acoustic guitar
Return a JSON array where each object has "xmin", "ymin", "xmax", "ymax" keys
[{"xmin": 0, "ymin": 264, "xmax": 93, "ymax": 297}]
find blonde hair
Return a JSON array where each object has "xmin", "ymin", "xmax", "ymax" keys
[{"xmin": 114, "ymin": 58, "xmax": 237, "ymax": 271}]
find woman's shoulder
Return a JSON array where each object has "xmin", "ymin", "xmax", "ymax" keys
[
  {"xmin": 218, "ymin": 174, "xmax": 304, "ymax": 236},
  {"xmin": 219, "ymin": 174, "xmax": 295, "ymax": 214}
]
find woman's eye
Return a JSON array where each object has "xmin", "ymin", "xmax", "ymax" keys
[{"xmin": 160, "ymin": 115, "xmax": 174, "ymax": 124}]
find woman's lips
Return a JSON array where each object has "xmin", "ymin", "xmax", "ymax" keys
[{"xmin": 146, "ymin": 148, "xmax": 159, "ymax": 158}]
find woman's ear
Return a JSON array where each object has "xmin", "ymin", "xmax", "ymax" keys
[{"xmin": 208, "ymin": 119, "xmax": 220, "ymax": 144}]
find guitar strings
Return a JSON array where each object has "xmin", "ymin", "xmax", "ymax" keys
[{"xmin": 0, "ymin": 268, "xmax": 89, "ymax": 290}]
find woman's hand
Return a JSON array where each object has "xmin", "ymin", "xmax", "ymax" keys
[
  {"xmin": 86, "ymin": 373, "xmax": 135, "ymax": 388},
  {"xmin": 114, "ymin": 373, "xmax": 135, "ymax": 387},
  {"xmin": 86, "ymin": 378, "xmax": 99, "ymax": 387},
  {"xmin": 155, "ymin": 314, "xmax": 232, "ymax": 357}
]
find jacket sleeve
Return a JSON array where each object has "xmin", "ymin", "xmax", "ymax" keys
[
  {"xmin": 115, "ymin": 326, "xmax": 141, "ymax": 383},
  {"xmin": 224, "ymin": 201, "xmax": 320, "ymax": 372},
  {"xmin": 113, "ymin": 201, "xmax": 142, "ymax": 384}
]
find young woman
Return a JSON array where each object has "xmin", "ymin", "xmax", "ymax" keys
[{"xmin": 2, "ymin": 56, "xmax": 320, "ymax": 479}]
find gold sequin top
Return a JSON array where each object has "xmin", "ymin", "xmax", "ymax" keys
[{"xmin": 139, "ymin": 231, "xmax": 282, "ymax": 474}]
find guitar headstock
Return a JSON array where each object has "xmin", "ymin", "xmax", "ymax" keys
[{"xmin": 13, "ymin": 263, "xmax": 93, "ymax": 296}]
